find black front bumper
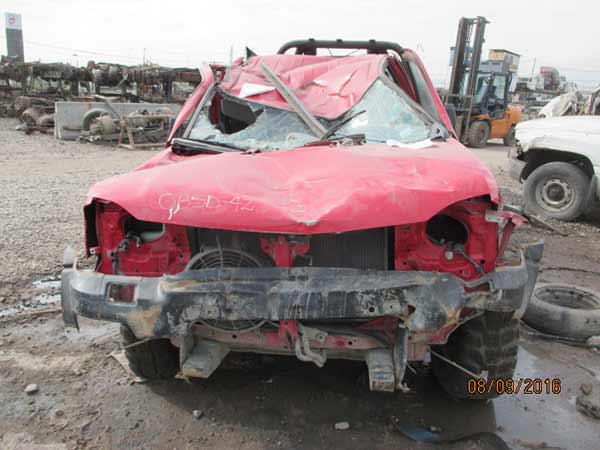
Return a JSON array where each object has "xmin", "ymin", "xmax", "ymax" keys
[{"xmin": 61, "ymin": 242, "xmax": 544, "ymax": 338}]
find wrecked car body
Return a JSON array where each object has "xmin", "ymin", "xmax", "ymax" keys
[
  {"xmin": 510, "ymin": 115, "xmax": 600, "ymax": 221},
  {"xmin": 62, "ymin": 40, "xmax": 542, "ymax": 398}
]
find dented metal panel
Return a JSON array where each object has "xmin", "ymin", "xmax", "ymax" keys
[{"xmin": 85, "ymin": 140, "xmax": 499, "ymax": 235}]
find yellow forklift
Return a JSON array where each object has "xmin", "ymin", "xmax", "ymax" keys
[{"xmin": 445, "ymin": 17, "xmax": 521, "ymax": 148}]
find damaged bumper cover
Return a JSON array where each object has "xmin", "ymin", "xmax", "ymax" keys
[{"xmin": 61, "ymin": 242, "xmax": 544, "ymax": 338}]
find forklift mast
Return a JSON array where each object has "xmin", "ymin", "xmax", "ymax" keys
[{"xmin": 448, "ymin": 16, "xmax": 488, "ymax": 105}]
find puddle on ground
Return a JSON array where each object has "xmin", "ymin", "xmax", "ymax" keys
[
  {"xmin": 0, "ymin": 277, "xmax": 61, "ymax": 318},
  {"xmin": 32, "ymin": 277, "xmax": 61, "ymax": 304},
  {"xmin": 32, "ymin": 278, "xmax": 61, "ymax": 290}
]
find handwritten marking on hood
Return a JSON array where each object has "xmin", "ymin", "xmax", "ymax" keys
[{"xmin": 158, "ymin": 192, "xmax": 255, "ymax": 220}]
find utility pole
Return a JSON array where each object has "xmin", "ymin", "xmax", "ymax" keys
[{"xmin": 530, "ymin": 57, "xmax": 537, "ymax": 78}]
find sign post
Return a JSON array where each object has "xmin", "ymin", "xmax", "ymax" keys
[{"xmin": 5, "ymin": 13, "xmax": 24, "ymax": 62}]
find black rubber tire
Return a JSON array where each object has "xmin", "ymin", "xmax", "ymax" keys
[
  {"xmin": 523, "ymin": 284, "xmax": 600, "ymax": 340},
  {"xmin": 120, "ymin": 325, "xmax": 179, "ymax": 380},
  {"xmin": 523, "ymin": 162, "xmax": 589, "ymax": 221},
  {"xmin": 432, "ymin": 311, "xmax": 519, "ymax": 400},
  {"xmin": 503, "ymin": 126, "xmax": 516, "ymax": 147},
  {"xmin": 466, "ymin": 121, "xmax": 490, "ymax": 148}
]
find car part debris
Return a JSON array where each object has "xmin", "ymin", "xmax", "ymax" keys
[
  {"xmin": 502, "ymin": 204, "xmax": 565, "ymax": 235},
  {"xmin": 77, "ymin": 95, "xmax": 175, "ymax": 148},
  {"xmin": 109, "ymin": 348, "xmax": 146, "ymax": 383},
  {"xmin": 576, "ymin": 383, "xmax": 600, "ymax": 420},
  {"xmin": 1, "ymin": 56, "xmax": 201, "ymax": 139},
  {"xmin": 523, "ymin": 283, "xmax": 600, "ymax": 340}
]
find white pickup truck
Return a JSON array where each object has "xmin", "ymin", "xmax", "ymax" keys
[{"xmin": 509, "ymin": 115, "xmax": 600, "ymax": 221}]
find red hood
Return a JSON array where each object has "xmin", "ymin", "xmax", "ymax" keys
[{"xmin": 87, "ymin": 140, "xmax": 499, "ymax": 234}]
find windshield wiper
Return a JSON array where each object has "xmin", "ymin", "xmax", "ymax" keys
[
  {"xmin": 171, "ymin": 137, "xmax": 243, "ymax": 154},
  {"xmin": 322, "ymin": 110, "xmax": 367, "ymax": 140}
]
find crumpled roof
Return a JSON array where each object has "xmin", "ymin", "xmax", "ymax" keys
[{"xmin": 219, "ymin": 54, "xmax": 387, "ymax": 120}]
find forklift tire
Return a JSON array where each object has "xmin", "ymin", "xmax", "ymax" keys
[
  {"xmin": 120, "ymin": 325, "xmax": 179, "ymax": 380},
  {"xmin": 503, "ymin": 126, "xmax": 516, "ymax": 147},
  {"xmin": 466, "ymin": 121, "xmax": 490, "ymax": 148},
  {"xmin": 431, "ymin": 311, "xmax": 519, "ymax": 400}
]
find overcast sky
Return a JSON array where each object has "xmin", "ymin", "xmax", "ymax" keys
[{"xmin": 2, "ymin": 0, "xmax": 599, "ymax": 88}]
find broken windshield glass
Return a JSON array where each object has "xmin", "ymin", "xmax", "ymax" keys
[
  {"xmin": 332, "ymin": 79, "xmax": 431, "ymax": 143},
  {"xmin": 188, "ymin": 94, "xmax": 317, "ymax": 151},
  {"xmin": 187, "ymin": 78, "xmax": 431, "ymax": 151}
]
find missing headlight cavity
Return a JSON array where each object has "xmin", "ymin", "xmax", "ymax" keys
[
  {"xmin": 426, "ymin": 215, "xmax": 468, "ymax": 246},
  {"xmin": 124, "ymin": 217, "xmax": 164, "ymax": 242}
]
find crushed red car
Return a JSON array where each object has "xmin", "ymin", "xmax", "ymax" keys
[{"xmin": 61, "ymin": 40, "xmax": 543, "ymax": 399}]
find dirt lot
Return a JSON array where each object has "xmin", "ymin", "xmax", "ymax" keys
[{"xmin": 1, "ymin": 119, "xmax": 599, "ymax": 450}]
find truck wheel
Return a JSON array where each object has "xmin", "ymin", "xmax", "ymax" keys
[
  {"xmin": 120, "ymin": 325, "xmax": 179, "ymax": 380},
  {"xmin": 466, "ymin": 121, "xmax": 490, "ymax": 148},
  {"xmin": 81, "ymin": 108, "xmax": 117, "ymax": 132},
  {"xmin": 503, "ymin": 126, "xmax": 516, "ymax": 146},
  {"xmin": 523, "ymin": 162, "xmax": 589, "ymax": 221},
  {"xmin": 431, "ymin": 311, "xmax": 519, "ymax": 400}
]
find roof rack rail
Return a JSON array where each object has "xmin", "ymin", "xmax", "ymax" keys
[{"xmin": 277, "ymin": 39, "xmax": 404, "ymax": 56}]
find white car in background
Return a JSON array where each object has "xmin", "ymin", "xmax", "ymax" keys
[{"xmin": 509, "ymin": 115, "xmax": 600, "ymax": 221}]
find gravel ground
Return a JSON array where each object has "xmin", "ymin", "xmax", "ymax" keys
[
  {"xmin": 0, "ymin": 118, "xmax": 156, "ymax": 306},
  {"xmin": 1, "ymin": 120, "xmax": 600, "ymax": 450}
]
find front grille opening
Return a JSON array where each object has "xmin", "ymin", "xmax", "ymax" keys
[
  {"xmin": 426, "ymin": 214, "xmax": 468, "ymax": 246},
  {"xmin": 186, "ymin": 227, "xmax": 393, "ymax": 270}
]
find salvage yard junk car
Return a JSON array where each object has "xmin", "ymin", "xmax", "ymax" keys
[
  {"xmin": 509, "ymin": 92, "xmax": 600, "ymax": 221},
  {"xmin": 61, "ymin": 39, "xmax": 543, "ymax": 399}
]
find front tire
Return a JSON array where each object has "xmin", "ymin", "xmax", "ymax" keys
[
  {"xmin": 120, "ymin": 325, "xmax": 179, "ymax": 380},
  {"xmin": 523, "ymin": 162, "xmax": 589, "ymax": 221},
  {"xmin": 432, "ymin": 311, "xmax": 519, "ymax": 400},
  {"xmin": 466, "ymin": 121, "xmax": 490, "ymax": 148}
]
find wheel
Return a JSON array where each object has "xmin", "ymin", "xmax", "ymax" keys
[
  {"xmin": 120, "ymin": 325, "xmax": 179, "ymax": 380},
  {"xmin": 523, "ymin": 162, "xmax": 589, "ymax": 221},
  {"xmin": 431, "ymin": 311, "xmax": 519, "ymax": 400},
  {"xmin": 523, "ymin": 284, "xmax": 600, "ymax": 340},
  {"xmin": 466, "ymin": 121, "xmax": 490, "ymax": 148},
  {"xmin": 503, "ymin": 126, "xmax": 516, "ymax": 146},
  {"xmin": 81, "ymin": 108, "xmax": 117, "ymax": 132}
]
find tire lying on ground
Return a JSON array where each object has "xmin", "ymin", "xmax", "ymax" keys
[
  {"xmin": 523, "ymin": 162, "xmax": 589, "ymax": 221},
  {"xmin": 120, "ymin": 325, "xmax": 179, "ymax": 380},
  {"xmin": 523, "ymin": 283, "xmax": 600, "ymax": 340},
  {"xmin": 432, "ymin": 311, "xmax": 519, "ymax": 400}
]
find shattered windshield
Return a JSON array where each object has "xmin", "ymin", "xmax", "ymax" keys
[
  {"xmin": 188, "ymin": 78, "xmax": 432, "ymax": 151},
  {"xmin": 331, "ymin": 80, "xmax": 431, "ymax": 143},
  {"xmin": 189, "ymin": 96, "xmax": 316, "ymax": 151}
]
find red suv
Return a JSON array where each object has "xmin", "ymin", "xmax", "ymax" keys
[{"xmin": 61, "ymin": 40, "xmax": 542, "ymax": 399}]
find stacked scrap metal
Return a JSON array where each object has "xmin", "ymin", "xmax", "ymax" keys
[{"xmin": 0, "ymin": 56, "xmax": 201, "ymax": 135}]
